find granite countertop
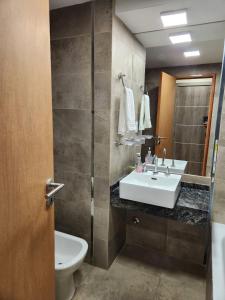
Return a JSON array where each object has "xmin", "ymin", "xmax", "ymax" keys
[{"xmin": 110, "ymin": 182, "xmax": 210, "ymax": 225}]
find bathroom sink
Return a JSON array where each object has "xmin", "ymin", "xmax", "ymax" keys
[
  {"xmin": 146, "ymin": 158, "xmax": 187, "ymax": 175},
  {"xmin": 119, "ymin": 171, "xmax": 181, "ymax": 208}
]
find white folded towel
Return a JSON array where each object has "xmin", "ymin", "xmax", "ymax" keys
[
  {"xmin": 139, "ymin": 95, "xmax": 145, "ymax": 131},
  {"xmin": 144, "ymin": 94, "xmax": 152, "ymax": 128},
  {"xmin": 139, "ymin": 94, "xmax": 152, "ymax": 130},
  {"xmin": 118, "ymin": 87, "xmax": 136, "ymax": 135}
]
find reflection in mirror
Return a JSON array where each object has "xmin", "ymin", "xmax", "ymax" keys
[
  {"xmin": 116, "ymin": 1, "xmax": 224, "ymax": 177},
  {"xmin": 143, "ymin": 66, "xmax": 220, "ymax": 177},
  {"xmin": 155, "ymin": 73, "xmax": 216, "ymax": 176}
]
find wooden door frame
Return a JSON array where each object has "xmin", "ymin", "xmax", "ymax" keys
[
  {"xmin": 176, "ymin": 73, "xmax": 216, "ymax": 176},
  {"xmin": 155, "ymin": 72, "xmax": 177, "ymax": 158}
]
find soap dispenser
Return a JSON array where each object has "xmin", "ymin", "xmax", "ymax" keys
[
  {"xmin": 136, "ymin": 153, "xmax": 143, "ymax": 173},
  {"xmin": 145, "ymin": 147, "xmax": 153, "ymax": 164}
]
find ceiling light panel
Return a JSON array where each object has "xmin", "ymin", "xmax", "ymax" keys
[
  {"xmin": 184, "ymin": 50, "xmax": 200, "ymax": 57},
  {"xmin": 160, "ymin": 10, "xmax": 187, "ymax": 28},
  {"xmin": 169, "ymin": 32, "xmax": 191, "ymax": 44}
]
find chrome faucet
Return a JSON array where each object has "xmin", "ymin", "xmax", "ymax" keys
[
  {"xmin": 153, "ymin": 155, "xmax": 158, "ymax": 174},
  {"xmin": 171, "ymin": 158, "xmax": 175, "ymax": 167},
  {"xmin": 152, "ymin": 154, "xmax": 156, "ymax": 164},
  {"xmin": 161, "ymin": 148, "xmax": 166, "ymax": 166},
  {"xmin": 166, "ymin": 166, "xmax": 170, "ymax": 175}
]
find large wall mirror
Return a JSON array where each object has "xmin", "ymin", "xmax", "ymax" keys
[
  {"xmin": 115, "ymin": 1, "xmax": 224, "ymax": 177},
  {"xmin": 149, "ymin": 72, "xmax": 216, "ymax": 176}
]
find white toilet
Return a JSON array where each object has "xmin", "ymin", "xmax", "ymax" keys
[{"xmin": 55, "ymin": 231, "xmax": 88, "ymax": 300}]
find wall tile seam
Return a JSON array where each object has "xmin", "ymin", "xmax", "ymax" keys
[
  {"xmin": 53, "ymin": 108, "xmax": 92, "ymax": 112},
  {"xmin": 94, "ymin": 107, "xmax": 111, "ymax": 115},
  {"xmin": 54, "ymin": 169, "xmax": 92, "ymax": 177},
  {"xmin": 94, "ymin": 203, "xmax": 111, "ymax": 210},
  {"xmin": 52, "ymin": 71, "xmax": 92, "ymax": 76},
  {"xmin": 51, "ymin": 70, "xmax": 92, "ymax": 77},
  {"xmin": 94, "ymin": 29, "xmax": 112, "ymax": 35},
  {"xmin": 50, "ymin": 33, "xmax": 92, "ymax": 41},
  {"xmin": 54, "ymin": 139, "xmax": 92, "ymax": 145},
  {"xmin": 54, "ymin": 196, "xmax": 92, "ymax": 201},
  {"xmin": 94, "ymin": 70, "xmax": 112, "ymax": 75},
  {"xmin": 55, "ymin": 170, "xmax": 90, "ymax": 180}
]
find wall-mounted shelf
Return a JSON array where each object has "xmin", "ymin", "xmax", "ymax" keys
[{"xmin": 115, "ymin": 135, "xmax": 153, "ymax": 147}]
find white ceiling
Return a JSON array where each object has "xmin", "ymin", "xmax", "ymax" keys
[
  {"xmin": 116, "ymin": 0, "xmax": 225, "ymax": 68},
  {"xmin": 50, "ymin": 0, "xmax": 89, "ymax": 10}
]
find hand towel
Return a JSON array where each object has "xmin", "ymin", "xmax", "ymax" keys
[
  {"xmin": 125, "ymin": 87, "xmax": 136, "ymax": 131},
  {"xmin": 144, "ymin": 94, "xmax": 152, "ymax": 129},
  {"xmin": 139, "ymin": 95, "xmax": 145, "ymax": 130},
  {"xmin": 139, "ymin": 94, "xmax": 152, "ymax": 130},
  {"xmin": 118, "ymin": 87, "xmax": 136, "ymax": 135},
  {"xmin": 118, "ymin": 92, "xmax": 126, "ymax": 135}
]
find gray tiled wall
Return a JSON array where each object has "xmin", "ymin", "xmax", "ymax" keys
[
  {"xmin": 51, "ymin": 0, "xmax": 147, "ymax": 269},
  {"xmin": 92, "ymin": 0, "xmax": 113, "ymax": 269},
  {"xmin": 50, "ymin": 3, "xmax": 92, "ymax": 256}
]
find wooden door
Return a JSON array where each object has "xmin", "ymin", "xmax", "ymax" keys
[
  {"xmin": 0, "ymin": 1, "xmax": 55, "ymax": 299},
  {"xmin": 155, "ymin": 72, "xmax": 176, "ymax": 158}
]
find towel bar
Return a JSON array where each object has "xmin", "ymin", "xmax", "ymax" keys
[{"xmin": 118, "ymin": 72, "xmax": 126, "ymax": 87}]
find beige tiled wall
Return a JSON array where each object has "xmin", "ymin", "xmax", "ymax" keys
[
  {"xmin": 93, "ymin": 1, "xmax": 146, "ymax": 269},
  {"xmin": 213, "ymin": 100, "xmax": 225, "ymax": 223},
  {"xmin": 107, "ymin": 14, "xmax": 146, "ymax": 267},
  {"xmin": 110, "ymin": 16, "xmax": 146, "ymax": 185}
]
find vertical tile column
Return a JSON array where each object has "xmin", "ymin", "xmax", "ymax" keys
[
  {"xmin": 108, "ymin": 15, "xmax": 146, "ymax": 266},
  {"xmin": 213, "ymin": 106, "xmax": 225, "ymax": 223},
  {"xmin": 93, "ymin": 0, "xmax": 146, "ymax": 268},
  {"xmin": 93, "ymin": 0, "xmax": 113, "ymax": 268}
]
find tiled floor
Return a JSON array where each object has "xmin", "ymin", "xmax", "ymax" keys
[{"xmin": 73, "ymin": 245, "xmax": 206, "ymax": 300}]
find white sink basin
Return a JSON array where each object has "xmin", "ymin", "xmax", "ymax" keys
[
  {"xmin": 146, "ymin": 158, "xmax": 187, "ymax": 175},
  {"xmin": 119, "ymin": 171, "xmax": 182, "ymax": 209}
]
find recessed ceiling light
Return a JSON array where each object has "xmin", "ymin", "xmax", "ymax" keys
[
  {"xmin": 160, "ymin": 10, "xmax": 187, "ymax": 28},
  {"xmin": 190, "ymin": 74, "xmax": 202, "ymax": 77},
  {"xmin": 184, "ymin": 50, "xmax": 200, "ymax": 57},
  {"xmin": 169, "ymin": 32, "xmax": 191, "ymax": 44}
]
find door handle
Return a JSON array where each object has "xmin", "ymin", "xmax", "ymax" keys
[
  {"xmin": 45, "ymin": 178, "xmax": 65, "ymax": 207},
  {"xmin": 153, "ymin": 136, "xmax": 168, "ymax": 145}
]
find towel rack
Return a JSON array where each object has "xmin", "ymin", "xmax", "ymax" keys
[
  {"xmin": 140, "ymin": 84, "xmax": 149, "ymax": 95},
  {"xmin": 140, "ymin": 85, "xmax": 145, "ymax": 93},
  {"xmin": 118, "ymin": 72, "xmax": 126, "ymax": 87}
]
